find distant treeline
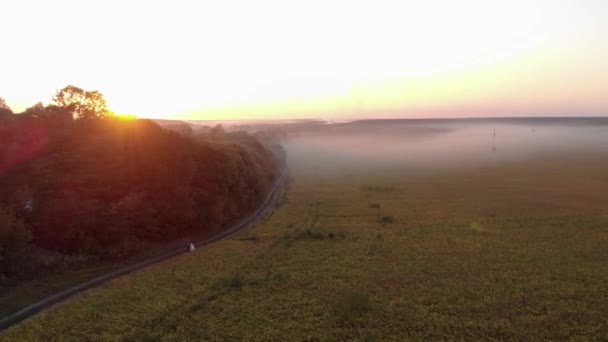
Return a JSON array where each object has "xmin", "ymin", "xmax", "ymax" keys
[{"xmin": 0, "ymin": 87, "xmax": 284, "ymax": 282}]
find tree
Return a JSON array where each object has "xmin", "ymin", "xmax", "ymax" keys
[
  {"xmin": 0, "ymin": 115, "xmax": 281, "ymax": 262},
  {"xmin": 53, "ymin": 85, "xmax": 110, "ymax": 120},
  {"xmin": 0, "ymin": 97, "xmax": 13, "ymax": 119},
  {"xmin": 0, "ymin": 97, "xmax": 11, "ymax": 110},
  {"xmin": 21, "ymin": 102, "xmax": 47, "ymax": 118},
  {"xmin": 23, "ymin": 102, "xmax": 72, "ymax": 123}
]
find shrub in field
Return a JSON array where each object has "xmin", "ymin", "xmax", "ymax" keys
[
  {"xmin": 335, "ymin": 291, "xmax": 372, "ymax": 321},
  {"xmin": 379, "ymin": 215, "xmax": 394, "ymax": 225},
  {"xmin": 133, "ymin": 331, "xmax": 162, "ymax": 342},
  {"xmin": 361, "ymin": 186, "xmax": 395, "ymax": 192},
  {"xmin": 212, "ymin": 273, "xmax": 245, "ymax": 290},
  {"xmin": 227, "ymin": 274, "xmax": 244, "ymax": 289},
  {"xmin": 294, "ymin": 228, "xmax": 326, "ymax": 240},
  {"xmin": 238, "ymin": 234, "xmax": 259, "ymax": 241}
]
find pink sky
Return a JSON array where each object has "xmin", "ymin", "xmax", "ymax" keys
[{"xmin": 1, "ymin": 0, "xmax": 607, "ymax": 120}]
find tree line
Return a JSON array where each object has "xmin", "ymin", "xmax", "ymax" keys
[{"xmin": 0, "ymin": 86, "xmax": 284, "ymax": 285}]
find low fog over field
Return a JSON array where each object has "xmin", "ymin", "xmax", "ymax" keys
[
  {"xmin": 284, "ymin": 118, "xmax": 608, "ymax": 175},
  {"xmin": 5, "ymin": 116, "xmax": 608, "ymax": 339}
]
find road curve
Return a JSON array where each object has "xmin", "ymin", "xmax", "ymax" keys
[{"xmin": 0, "ymin": 164, "xmax": 288, "ymax": 331}]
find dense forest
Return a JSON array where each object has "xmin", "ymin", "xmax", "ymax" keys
[{"xmin": 0, "ymin": 86, "xmax": 284, "ymax": 285}]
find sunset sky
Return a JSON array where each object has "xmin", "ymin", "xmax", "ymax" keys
[{"xmin": 1, "ymin": 0, "xmax": 607, "ymax": 120}]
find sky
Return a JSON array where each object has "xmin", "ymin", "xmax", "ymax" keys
[{"xmin": 1, "ymin": 0, "xmax": 607, "ymax": 120}]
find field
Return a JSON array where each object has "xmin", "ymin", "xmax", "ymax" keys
[
  {"xmin": 2, "ymin": 121, "xmax": 608, "ymax": 340},
  {"xmin": 0, "ymin": 236, "xmax": 201, "ymax": 319}
]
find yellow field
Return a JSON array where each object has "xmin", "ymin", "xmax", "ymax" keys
[{"xmin": 2, "ymin": 140, "xmax": 608, "ymax": 340}]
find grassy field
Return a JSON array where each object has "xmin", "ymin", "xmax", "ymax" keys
[
  {"xmin": 0, "ymin": 234, "xmax": 214, "ymax": 320},
  {"xmin": 2, "ymin": 145, "xmax": 608, "ymax": 340}
]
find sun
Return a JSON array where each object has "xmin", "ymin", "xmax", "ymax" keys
[{"xmin": 112, "ymin": 113, "xmax": 138, "ymax": 121}]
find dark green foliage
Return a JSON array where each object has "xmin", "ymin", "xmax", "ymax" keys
[{"xmin": 335, "ymin": 291, "xmax": 372, "ymax": 321}]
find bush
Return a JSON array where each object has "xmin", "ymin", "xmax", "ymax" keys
[
  {"xmin": 212, "ymin": 273, "xmax": 245, "ymax": 290},
  {"xmin": 0, "ymin": 207, "xmax": 32, "ymax": 277},
  {"xmin": 379, "ymin": 215, "xmax": 394, "ymax": 224},
  {"xmin": 227, "ymin": 274, "xmax": 244, "ymax": 289},
  {"xmin": 361, "ymin": 186, "xmax": 395, "ymax": 192},
  {"xmin": 294, "ymin": 228, "xmax": 325, "ymax": 240},
  {"xmin": 335, "ymin": 291, "xmax": 372, "ymax": 321}
]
